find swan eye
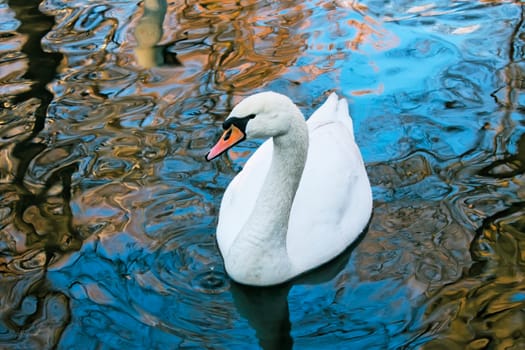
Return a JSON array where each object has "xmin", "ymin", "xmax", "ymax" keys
[{"xmin": 223, "ymin": 128, "xmax": 232, "ymax": 141}]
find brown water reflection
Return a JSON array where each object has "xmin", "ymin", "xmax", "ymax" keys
[{"xmin": 0, "ymin": 0, "xmax": 524, "ymax": 349}]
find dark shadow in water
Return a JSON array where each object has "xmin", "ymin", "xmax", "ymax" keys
[
  {"xmin": 18, "ymin": 164, "xmax": 82, "ymax": 261},
  {"xmin": 0, "ymin": 3, "xmax": 79, "ymax": 347},
  {"xmin": 479, "ymin": 133, "xmax": 525, "ymax": 178},
  {"xmin": 5, "ymin": 0, "xmax": 80, "ymax": 287},
  {"xmin": 4, "ymin": 0, "xmax": 80, "ymax": 266},
  {"xmin": 1, "ymin": 164, "xmax": 80, "ymax": 347},
  {"xmin": 471, "ymin": 132, "xmax": 525, "ymax": 274},
  {"xmin": 2, "ymin": 0, "xmax": 82, "ymax": 264},
  {"xmin": 469, "ymin": 200, "xmax": 525, "ymax": 276},
  {"xmin": 230, "ymin": 223, "xmax": 369, "ymax": 350},
  {"xmin": 9, "ymin": 0, "xmax": 62, "ymax": 183}
]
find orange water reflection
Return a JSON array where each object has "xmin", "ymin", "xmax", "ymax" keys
[{"xmin": 0, "ymin": 0, "xmax": 524, "ymax": 349}]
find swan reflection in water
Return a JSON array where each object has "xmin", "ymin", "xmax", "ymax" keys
[
  {"xmin": 133, "ymin": 0, "xmax": 180, "ymax": 68},
  {"xmin": 228, "ymin": 234, "xmax": 363, "ymax": 350}
]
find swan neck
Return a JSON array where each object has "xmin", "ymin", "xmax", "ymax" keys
[
  {"xmin": 224, "ymin": 107, "xmax": 308, "ymax": 284},
  {"xmin": 244, "ymin": 113, "xmax": 308, "ymax": 240}
]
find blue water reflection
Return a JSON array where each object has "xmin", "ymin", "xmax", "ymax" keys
[{"xmin": 0, "ymin": 0, "xmax": 524, "ymax": 349}]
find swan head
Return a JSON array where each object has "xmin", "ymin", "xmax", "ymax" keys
[{"xmin": 206, "ymin": 91, "xmax": 299, "ymax": 161}]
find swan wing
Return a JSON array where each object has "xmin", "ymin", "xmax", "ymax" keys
[{"xmin": 287, "ymin": 97, "xmax": 372, "ymax": 271}]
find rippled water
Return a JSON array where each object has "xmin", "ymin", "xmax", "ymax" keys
[{"xmin": 1, "ymin": 0, "xmax": 524, "ymax": 349}]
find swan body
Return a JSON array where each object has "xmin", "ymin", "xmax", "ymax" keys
[{"xmin": 207, "ymin": 92, "xmax": 372, "ymax": 286}]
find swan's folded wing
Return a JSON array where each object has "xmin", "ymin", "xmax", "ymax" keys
[{"xmin": 286, "ymin": 120, "xmax": 372, "ymax": 271}]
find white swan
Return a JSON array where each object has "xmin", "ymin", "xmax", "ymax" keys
[{"xmin": 206, "ymin": 91, "xmax": 372, "ymax": 286}]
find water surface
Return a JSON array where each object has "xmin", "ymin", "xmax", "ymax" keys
[{"xmin": 0, "ymin": 0, "xmax": 524, "ymax": 349}]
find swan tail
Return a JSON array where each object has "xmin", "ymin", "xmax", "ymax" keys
[
  {"xmin": 308, "ymin": 92, "xmax": 339, "ymax": 124},
  {"xmin": 336, "ymin": 97, "xmax": 355, "ymax": 140},
  {"xmin": 307, "ymin": 92, "xmax": 355, "ymax": 139}
]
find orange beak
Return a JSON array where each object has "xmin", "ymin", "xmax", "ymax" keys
[{"xmin": 206, "ymin": 124, "xmax": 246, "ymax": 161}]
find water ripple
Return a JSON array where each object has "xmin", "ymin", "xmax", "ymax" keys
[{"xmin": 1, "ymin": 0, "xmax": 525, "ymax": 349}]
